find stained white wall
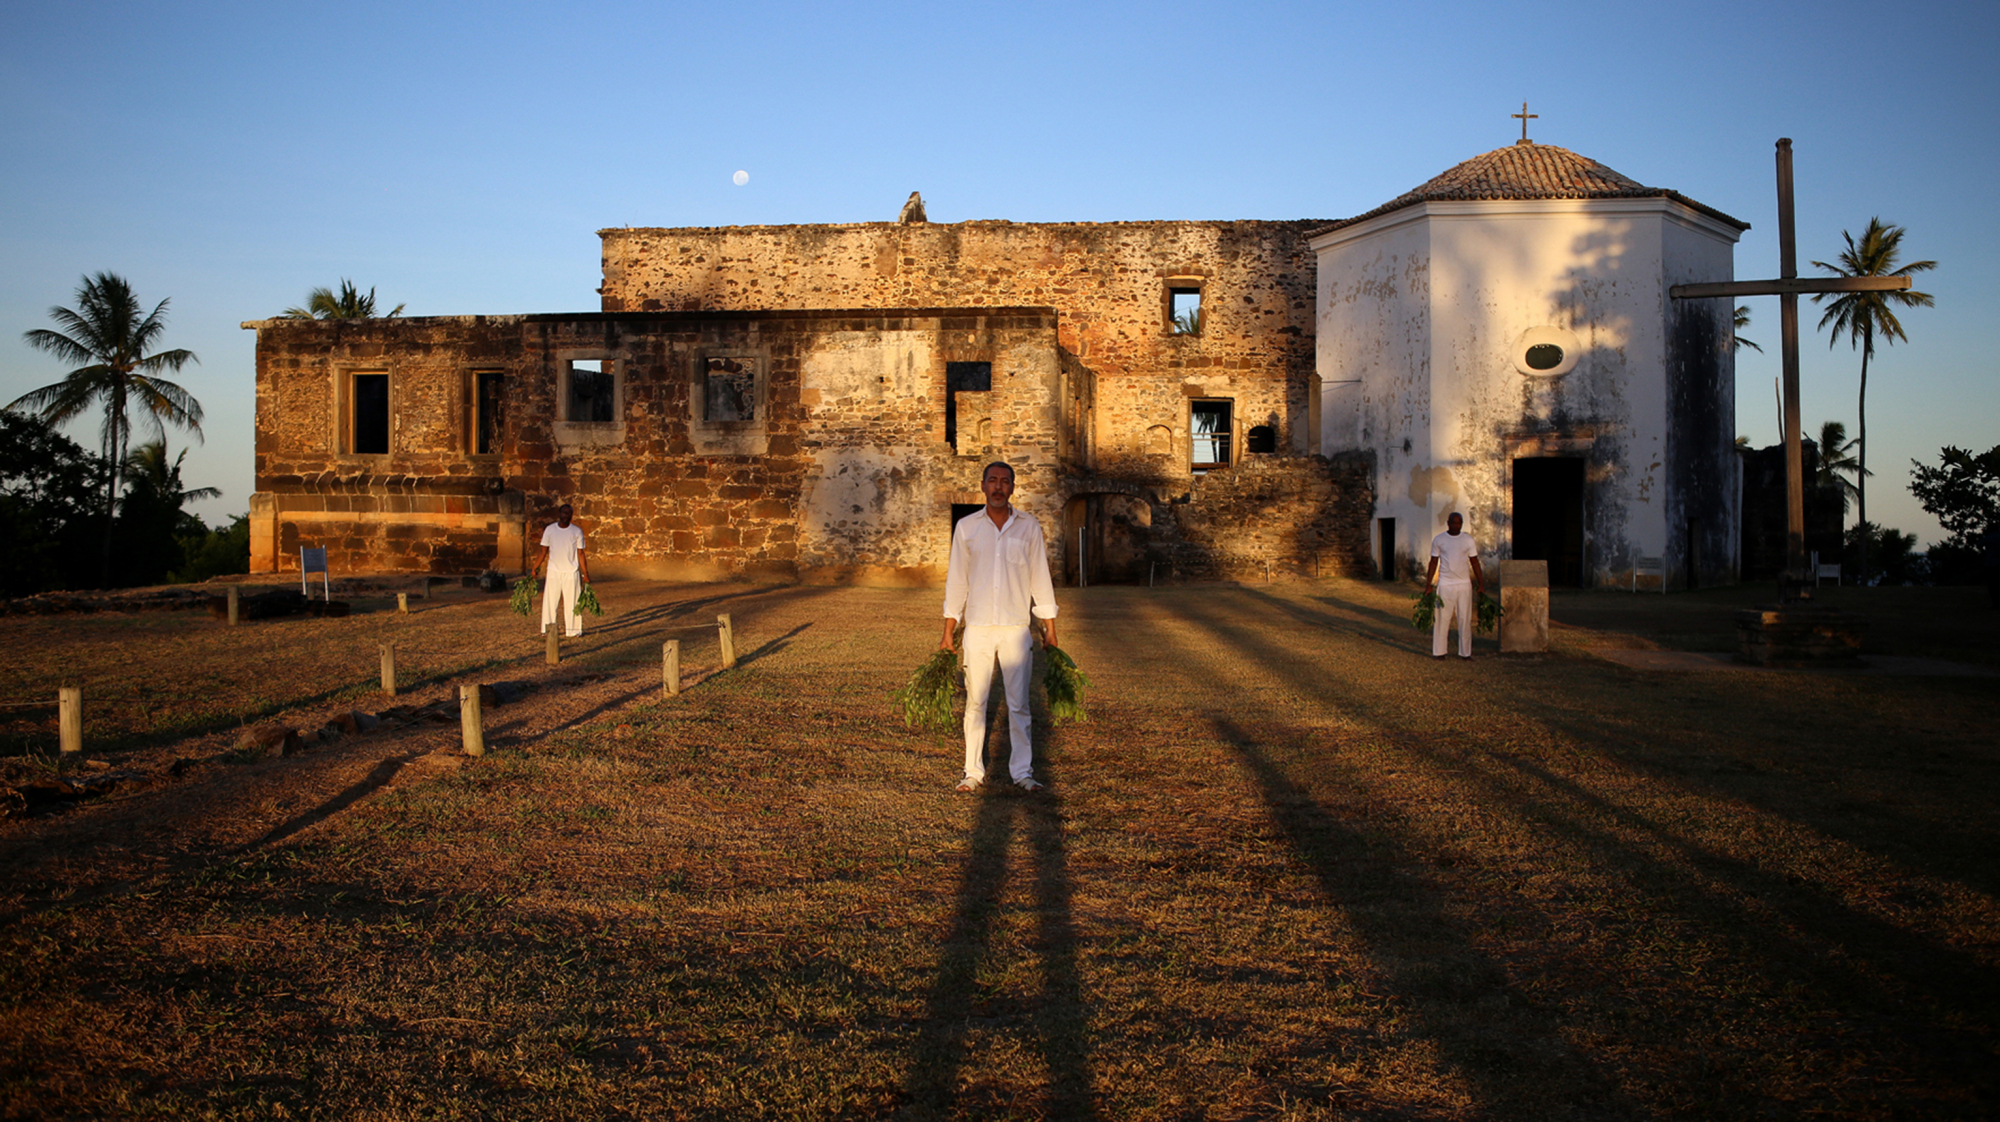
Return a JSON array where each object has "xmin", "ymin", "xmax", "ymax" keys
[{"xmin": 1315, "ymin": 198, "xmax": 1741, "ymax": 584}]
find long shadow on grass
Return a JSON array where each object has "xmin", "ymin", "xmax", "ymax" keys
[
  {"xmin": 581, "ymin": 585, "xmax": 835, "ymax": 642},
  {"xmin": 1213, "ymin": 715, "xmax": 1638, "ymax": 1116},
  {"xmin": 1170, "ymin": 588, "xmax": 1999, "ymax": 1110},
  {"xmin": 240, "ymin": 748, "xmax": 427, "ymax": 852},
  {"xmin": 1473, "ymin": 750, "xmax": 2000, "ymax": 1094},
  {"xmin": 903, "ymin": 698, "xmax": 1095, "ymax": 1116},
  {"xmin": 1287, "ymin": 581, "xmax": 2000, "ymax": 911}
]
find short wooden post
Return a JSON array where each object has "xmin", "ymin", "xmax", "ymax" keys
[
  {"xmin": 380, "ymin": 641, "xmax": 397, "ymax": 697},
  {"xmin": 663, "ymin": 640, "xmax": 680, "ymax": 697},
  {"xmin": 226, "ymin": 585, "xmax": 240, "ymax": 626},
  {"xmin": 717, "ymin": 613, "xmax": 736, "ymax": 669},
  {"xmin": 459, "ymin": 684, "xmax": 485, "ymax": 757},
  {"xmin": 397, "ymin": 592, "xmax": 409, "ymax": 614},
  {"xmin": 58, "ymin": 686, "xmax": 82, "ymax": 757},
  {"xmin": 545, "ymin": 627, "xmax": 560, "ymax": 666}
]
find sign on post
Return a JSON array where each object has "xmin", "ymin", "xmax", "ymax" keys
[{"xmin": 300, "ymin": 547, "xmax": 330, "ymax": 601}]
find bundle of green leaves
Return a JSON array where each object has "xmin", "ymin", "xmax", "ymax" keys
[
  {"xmin": 510, "ymin": 577, "xmax": 538, "ymax": 615},
  {"xmin": 1410, "ymin": 590, "xmax": 1442, "ymax": 631},
  {"xmin": 1476, "ymin": 591, "xmax": 1504, "ymax": 633},
  {"xmin": 575, "ymin": 583, "xmax": 605, "ymax": 616},
  {"xmin": 1042, "ymin": 647, "xmax": 1089, "ymax": 724},
  {"xmin": 891, "ymin": 649, "xmax": 961, "ymax": 731}
]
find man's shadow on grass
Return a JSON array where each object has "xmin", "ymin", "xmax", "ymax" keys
[{"xmin": 902, "ymin": 662, "xmax": 1096, "ymax": 1119}]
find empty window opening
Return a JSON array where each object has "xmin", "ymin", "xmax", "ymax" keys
[
  {"xmin": 1525, "ymin": 343, "xmax": 1565, "ymax": 370},
  {"xmin": 1190, "ymin": 399, "xmax": 1232, "ymax": 470},
  {"xmin": 1246, "ymin": 424, "xmax": 1276, "ymax": 454},
  {"xmin": 705, "ymin": 357, "xmax": 756, "ymax": 422},
  {"xmin": 567, "ymin": 359, "xmax": 614, "ymax": 423},
  {"xmin": 945, "ymin": 362, "xmax": 992, "ymax": 449},
  {"xmin": 474, "ymin": 371, "xmax": 505, "ymax": 454},
  {"xmin": 351, "ymin": 372, "xmax": 389, "ymax": 455},
  {"xmin": 1170, "ymin": 287, "xmax": 1203, "ymax": 335}
]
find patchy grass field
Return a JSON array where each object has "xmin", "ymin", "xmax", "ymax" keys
[{"xmin": 1, "ymin": 578, "xmax": 1995, "ymax": 1119}]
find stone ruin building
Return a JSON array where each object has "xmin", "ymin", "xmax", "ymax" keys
[{"xmin": 245, "ymin": 138, "xmax": 1746, "ymax": 589}]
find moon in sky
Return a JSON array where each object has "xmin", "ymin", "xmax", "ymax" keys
[{"xmin": 732, "ymin": 170, "xmax": 749, "ymax": 186}]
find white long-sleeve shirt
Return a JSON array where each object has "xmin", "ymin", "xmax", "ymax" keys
[{"xmin": 942, "ymin": 506, "xmax": 1059, "ymax": 627}]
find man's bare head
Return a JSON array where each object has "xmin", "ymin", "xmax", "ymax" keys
[
  {"xmin": 557, "ymin": 503, "xmax": 574, "ymax": 527},
  {"xmin": 1446, "ymin": 512, "xmax": 1463, "ymax": 535},
  {"xmin": 981, "ymin": 463, "xmax": 1015, "ymax": 510}
]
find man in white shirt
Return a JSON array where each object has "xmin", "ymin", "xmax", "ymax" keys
[
  {"xmin": 533, "ymin": 503, "xmax": 590, "ymax": 637},
  {"xmin": 1424, "ymin": 511, "xmax": 1485, "ymax": 660},
  {"xmin": 941, "ymin": 462, "xmax": 1060, "ymax": 793}
]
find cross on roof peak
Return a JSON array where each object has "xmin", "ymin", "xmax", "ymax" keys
[{"xmin": 1512, "ymin": 102, "xmax": 1538, "ymax": 145}]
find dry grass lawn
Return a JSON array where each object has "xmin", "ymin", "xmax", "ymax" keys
[{"xmin": 0, "ymin": 577, "xmax": 1995, "ymax": 1119}]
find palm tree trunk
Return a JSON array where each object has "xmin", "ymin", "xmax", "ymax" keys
[
  {"xmin": 101, "ymin": 415, "xmax": 123, "ymax": 588},
  {"xmin": 1856, "ymin": 342, "xmax": 1870, "ymax": 583}
]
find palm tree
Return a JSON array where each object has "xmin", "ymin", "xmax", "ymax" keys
[
  {"xmin": 11, "ymin": 272, "xmax": 202, "ymax": 585},
  {"xmin": 1732, "ymin": 304, "xmax": 1762, "ymax": 353},
  {"xmin": 1814, "ymin": 420, "xmax": 1867, "ymax": 516},
  {"xmin": 280, "ymin": 279, "xmax": 404, "ymax": 320},
  {"xmin": 118, "ymin": 440, "xmax": 223, "ymax": 586},
  {"xmin": 123, "ymin": 440, "xmax": 222, "ymax": 511},
  {"xmin": 1811, "ymin": 218, "xmax": 1935, "ymax": 578}
]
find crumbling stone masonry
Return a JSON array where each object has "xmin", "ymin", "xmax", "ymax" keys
[{"xmin": 246, "ymin": 218, "xmax": 1376, "ymax": 584}]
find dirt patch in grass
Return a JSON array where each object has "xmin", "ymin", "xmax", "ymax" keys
[{"xmin": 2, "ymin": 578, "xmax": 1995, "ymax": 1118}]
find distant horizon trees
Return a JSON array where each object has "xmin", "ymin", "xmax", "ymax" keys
[
  {"xmin": 10, "ymin": 272, "xmax": 205, "ymax": 587},
  {"xmin": 1910, "ymin": 444, "xmax": 2000, "ymax": 585},
  {"xmin": 0, "ymin": 413, "xmax": 244, "ymax": 595}
]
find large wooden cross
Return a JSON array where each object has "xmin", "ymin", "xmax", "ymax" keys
[{"xmin": 1670, "ymin": 139, "xmax": 1910, "ymax": 598}]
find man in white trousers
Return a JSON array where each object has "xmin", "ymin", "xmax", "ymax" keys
[
  {"xmin": 941, "ymin": 462, "xmax": 1060, "ymax": 793},
  {"xmin": 533, "ymin": 503, "xmax": 590, "ymax": 638},
  {"xmin": 1424, "ymin": 511, "xmax": 1485, "ymax": 660}
]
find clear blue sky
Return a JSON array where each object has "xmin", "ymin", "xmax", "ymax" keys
[{"xmin": 5, "ymin": 0, "xmax": 1994, "ymax": 549}]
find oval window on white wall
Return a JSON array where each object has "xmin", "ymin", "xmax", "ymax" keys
[{"xmin": 1513, "ymin": 326, "xmax": 1582, "ymax": 378}]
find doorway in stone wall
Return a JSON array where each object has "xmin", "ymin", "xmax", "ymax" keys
[
  {"xmin": 949, "ymin": 503, "xmax": 983, "ymax": 539},
  {"xmin": 1512, "ymin": 457, "xmax": 1586, "ymax": 586},
  {"xmin": 1060, "ymin": 493, "xmax": 1152, "ymax": 585}
]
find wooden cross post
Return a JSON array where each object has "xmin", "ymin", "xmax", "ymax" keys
[{"xmin": 1670, "ymin": 139, "xmax": 1910, "ymax": 602}]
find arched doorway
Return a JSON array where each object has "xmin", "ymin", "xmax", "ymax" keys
[{"xmin": 1061, "ymin": 492, "xmax": 1154, "ymax": 585}]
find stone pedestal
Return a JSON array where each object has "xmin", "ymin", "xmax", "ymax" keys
[
  {"xmin": 1735, "ymin": 605, "xmax": 1865, "ymax": 666},
  {"xmin": 1499, "ymin": 560, "xmax": 1548, "ymax": 653}
]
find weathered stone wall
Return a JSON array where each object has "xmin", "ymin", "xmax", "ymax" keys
[
  {"xmin": 247, "ymin": 309, "xmax": 1065, "ymax": 583},
  {"xmin": 246, "ymin": 219, "xmax": 1372, "ymax": 587},
  {"xmin": 1151, "ymin": 453, "xmax": 1376, "ymax": 581},
  {"xmin": 250, "ymin": 315, "xmax": 530, "ymax": 576},
  {"xmin": 599, "ymin": 220, "xmax": 1323, "ymax": 481}
]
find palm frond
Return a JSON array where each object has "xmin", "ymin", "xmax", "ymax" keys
[{"xmin": 280, "ymin": 279, "xmax": 401, "ymax": 320}]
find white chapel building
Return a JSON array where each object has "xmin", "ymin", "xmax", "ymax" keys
[{"xmin": 1314, "ymin": 140, "xmax": 1748, "ymax": 587}]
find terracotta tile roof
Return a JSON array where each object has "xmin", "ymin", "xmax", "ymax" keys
[{"xmin": 1314, "ymin": 142, "xmax": 1749, "ymax": 234}]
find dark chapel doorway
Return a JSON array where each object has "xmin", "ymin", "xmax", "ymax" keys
[{"xmin": 1512, "ymin": 457, "xmax": 1586, "ymax": 586}]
